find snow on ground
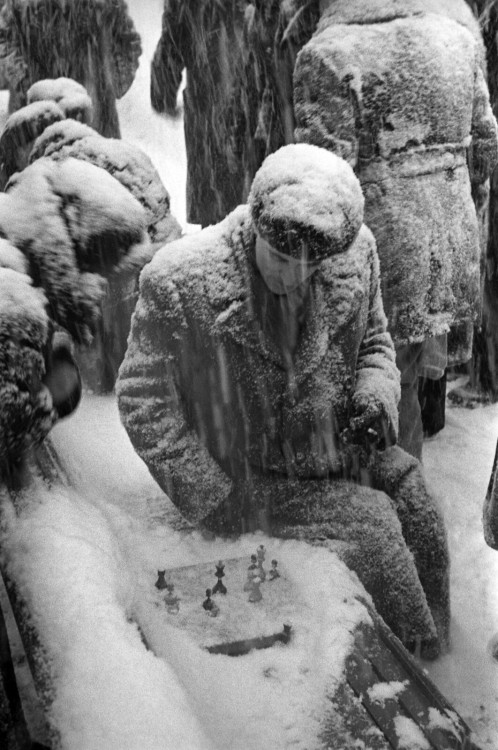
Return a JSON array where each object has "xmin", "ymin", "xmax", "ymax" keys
[
  {"xmin": 5, "ymin": 388, "xmax": 498, "ymax": 749},
  {"xmin": 423, "ymin": 394, "xmax": 498, "ymax": 748},
  {"xmin": 3, "ymin": 395, "xmax": 372, "ymax": 750}
]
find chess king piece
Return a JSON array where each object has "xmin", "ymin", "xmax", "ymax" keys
[
  {"xmin": 155, "ymin": 570, "xmax": 168, "ymax": 590},
  {"xmin": 269, "ymin": 559, "xmax": 280, "ymax": 580},
  {"xmin": 212, "ymin": 560, "xmax": 227, "ymax": 595},
  {"xmin": 248, "ymin": 575, "xmax": 263, "ymax": 603},
  {"xmin": 164, "ymin": 582, "xmax": 180, "ymax": 614},
  {"xmin": 257, "ymin": 545, "xmax": 266, "ymax": 581},
  {"xmin": 202, "ymin": 588, "xmax": 219, "ymax": 617}
]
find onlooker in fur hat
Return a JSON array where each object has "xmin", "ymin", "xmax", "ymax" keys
[
  {"xmin": 0, "ymin": 0, "xmax": 141, "ymax": 137},
  {"xmin": 0, "ymin": 249, "xmax": 81, "ymax": 476},
  {"xmin": 117, "ymin": 144, "xmax": 449, "ymax": 658},
  {"xmin": 293, "ymin": 0, "xmax": 498, "ymax": 459}
]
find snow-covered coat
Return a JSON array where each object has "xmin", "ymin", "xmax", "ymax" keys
[
  {"xmin": 117, "ymin": 200, "xmax": 455, "ymax": 647},
  {"xmin": 117, "ymin": 204, "xmax": 399, "ymax": 527},
  {"xmin": 293, "ymin": 0, "xmax": 498, "ymax": 348}
]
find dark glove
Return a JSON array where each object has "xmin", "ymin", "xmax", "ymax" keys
[{"xmin": 344, "ymin": 392, "xmax": 396, "ymax": 451}]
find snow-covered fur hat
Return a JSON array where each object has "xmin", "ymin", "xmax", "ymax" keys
[
  {"xmin": 248, "ymin": 143, "xmax": 364, "ymax": 261},
  {"xmin": 0, "ymin": 268, "xmax": 54, "ymax": 468},
  {"xmin": 0, "ymin": 157, "xmax": 149, "ymax": 343}
]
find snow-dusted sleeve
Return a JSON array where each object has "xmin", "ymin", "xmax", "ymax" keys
[
  {"xmin": 116, "ymin": 267, "xmax": 234, "ymax": 526},
  {"xmin": 469, "ymin": 61, "xmax": 498, "ymax": 186},
  {"xmin": 353, "ymin": 234, "xmax": 400, "ymax": 438},
  {"xmin": 293, "ymin": 31, "xmax": 359, "ymax": 168}
]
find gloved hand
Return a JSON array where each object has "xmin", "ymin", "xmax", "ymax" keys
[{"xmin": 344, "ymin": 392, "xmax": 396, "ymax": 451}]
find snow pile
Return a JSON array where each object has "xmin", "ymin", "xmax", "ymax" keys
[
  {"xmin": 1, "ymin": 485, "xmax": 211, "ymax": 750},
  {"xmin": 393, "ymin": 715, "xmax": 431, "ymax": 749},
  {"xmin": 3, "ymin": 388, "xmax": 372, "ymax": 750},
  {"xmin": 367, "ymin": 679, "xmax": 408, "ymax": 704}
]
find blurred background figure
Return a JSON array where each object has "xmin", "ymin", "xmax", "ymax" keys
[
  {"xmin": 151, "ymin": 0, "xmax": 249, "ymax": 228},
  {"xmin": 0, "ymin": 0, "xmax": 141, "ymax": 137}
]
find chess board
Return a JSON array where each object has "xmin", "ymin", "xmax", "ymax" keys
[{"xmin": 153, "ymin": 554, "xmax": 307, "ymax": 653}]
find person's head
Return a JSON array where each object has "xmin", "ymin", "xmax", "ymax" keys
[{"xmin": 248, "ymin": 144, "xmax": 364, "ymax": 293}]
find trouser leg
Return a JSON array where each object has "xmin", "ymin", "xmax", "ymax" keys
[
  {"xmin": 268, "ymin": 477, "xmax": 437, "ymax": 649},
  {"xmin": 395, "ymin": 343, "xmax": 424, "ymax": 460},
  {"xmin": 371, "ymin": 445, "xmax": 451, "ymax": 651}
]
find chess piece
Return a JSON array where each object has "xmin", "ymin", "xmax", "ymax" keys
[
  {"xmin": 155, "ymin": 570, "xmax": 168, "ymax": 590},
  {"xmin": 202, "ymin": 588, "xmax": 219, "ymax": 617},
  {"xmin": 243, "ymin": 567, "xmax": 257, "ymax": 592},
  {"xmin": 268, "ymin": 559, "xmax": 280, "ymax": 580},
  {"xmin": 164, "ymin": 582, "xmax": 180, "ymax": 614},
  {"xmin": 256, "ymin": 544, "xmax": 266, "ymax": 581},
  {"xmin": 212, "ymin": 560, "xmax": 227, "ymax": 595},
  {"xmin": 248, "ymin": 554, "xmax": 258, "ymax": 570},
  {"xmin": 248, "ymin": 575, "xmax": 263, "ymax": 603}
]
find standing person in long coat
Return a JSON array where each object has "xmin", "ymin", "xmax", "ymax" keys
[
  {"xmin": 117, "ymin": 144, "xmax": 450, "ymax": 658},
  {"xmin": 151, "ymin": 0, "xmax": 249, "ymax": 227},
  {"xmin": 293, "ymin": 0, "xmax": 498, "ymax": 459}
]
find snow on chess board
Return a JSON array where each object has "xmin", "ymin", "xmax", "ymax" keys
[{"xmin": 150, "ymin": 554, "xmax": 308, "ymax": 650}]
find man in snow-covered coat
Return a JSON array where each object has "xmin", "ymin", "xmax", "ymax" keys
[
  {"xmin": 118, "ymin": 144, "xmax": 449, "ymax": 657},
  {"xmin": 293, "ymin": 0, "xmax": 498, "ymax": 459}
]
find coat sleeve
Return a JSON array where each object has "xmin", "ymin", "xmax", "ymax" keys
[
  {"xmin": 150, "ymin": 0, "xmax": 187, "ymax": 114},
  {"xmin": 116, "ymin": 263, "xmax": 234, "ymax": 526},
  {"xmin": 293, "ymin": 32, "xmax": 359, "ymax": 168},
  {"xmin": 353, "ymin": 234, "xmax": 400, "ymax": 438},
  {"xmin": 469, "ymin": 61, "xmax": 498, "ymax": 186}
]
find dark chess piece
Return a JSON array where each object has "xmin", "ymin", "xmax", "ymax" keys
[
  {"xmin": 268, "ymin": 559, "xmax": 280, "ymax": 580},
  {"xmin": 248, "ymin": 554, "xmax": 258, "ymax": 570},
  {"xmin": 202, "ymin": 588, "xmax": 219, "ymax": 617},
  {"xmin": 164, "ymin": 582, "xmax": 180, "ymax": 614},
  {"xmin": 155, "ymin": 570, "xmax": 168, "ymax": 590},
  {"xmin": 212, "ymin": 559, "xmax": 227, "ymax": 595}
]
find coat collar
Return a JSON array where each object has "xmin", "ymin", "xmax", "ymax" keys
[{"xmin": 212, "ymin": 208, "xmax": 330, "ymax": 384}]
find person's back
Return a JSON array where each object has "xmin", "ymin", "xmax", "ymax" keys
[{"xmin": 294, "ymin": 0, "xmax": 498, "ymax": 457}]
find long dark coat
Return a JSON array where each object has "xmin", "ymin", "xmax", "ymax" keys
[{"xmin": 151, "ymin": 0, "xmax": 248, "ymax": 226}]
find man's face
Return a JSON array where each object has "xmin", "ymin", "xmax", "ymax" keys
[{"xmin": 254, "ymin": 233, "xmax": 321, "ymax": 295}]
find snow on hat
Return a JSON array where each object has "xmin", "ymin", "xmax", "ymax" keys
[
  {"xmin": 248, "ymin": 143, "xmax": 364, "ymax": 261},
  {"xmin": 27, "ymin": 77, "xmax": 93, "ymax": 124}
]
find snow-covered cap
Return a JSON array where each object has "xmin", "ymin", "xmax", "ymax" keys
[{"xmin": 248, "ymin": 143, "xmax": 364, "ymax": 261}]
